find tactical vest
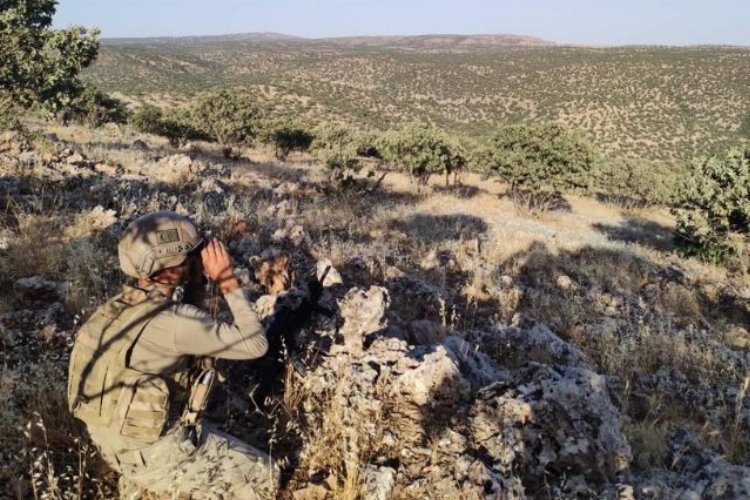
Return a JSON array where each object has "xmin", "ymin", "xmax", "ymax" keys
[{"xmin": 67, "ymin": 286, "xmax": 190, "ymax": 444}]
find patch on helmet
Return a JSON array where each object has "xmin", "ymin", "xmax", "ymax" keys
[{"xmin": 156, "ymin": 229, "xmax": 180, "ymax": 244}]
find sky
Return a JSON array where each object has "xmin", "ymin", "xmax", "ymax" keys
[{"xmin": 53, "ymin": 0, "xmax": 749, "ymax": 46}]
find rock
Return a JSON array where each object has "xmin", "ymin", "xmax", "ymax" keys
[
  {"xmin": 360, "ymin": 465, "xmax": 396, "ymax": 500},
  {"xmin": 265, "ymin": 200, "xmax": 295, "ymax": 219},
  {"xmin": 273, "ymin": 181, "xmax": 300, "ymax": 198},
  {"xmin": 556, "ymin": 274, "xmax": 574, "ymax": 291},
  {"xmin": 386, "ymin": 274, "xmax": 448, "ymax": 323},
  {"xmin": 14, "ymin": 276, "xmax": 68, "ymax": 300},
  {"xmin": 65, "ymin": 206, "xmax": 118, "ymax": 237},
  {"xmin": 131, "ymin": 139, "xmax": 149, "ymax": 151},
  {"xmin": 66, "ymin": 152, "xmax": 86, "ymax": 165},
  {"xmin": 337, "ymin": 286, "xmax": 389, "ymax": 351},
  {"xmin": 726, "ymin": 326, "xmax": 750, "ymax": 350},
  {"xmin": 18, "ymin": 150, "xmax": 40, "ymax": 164},
  {"xmin": 271, "ymin": 223, "xmax": 309, "ymax": 247},
  {"xmin": 408, "ymin": 319, "xmax": 445, "ymax": 345},
  {"xmin": 254, "ymin": 294, "xmax": 278, "ymax": 320},
  {"xmin": 199, "ymin": 177, "xmax": 226, "ymax": 194},
  {"xmin": 637, "ymin": 430, "xmax": 750, "ymax": 498},
  {"xmin": 291, "ymin": 484, "xmax": 328, "ymax": 500},
  {"xmin": 391, "ymin": 344, "xmax": 470, "ymax": 406},
  {"xmin": 497, "ymin": 275, "xmax": 515, "ymax": 288},
  {"xmin": 150, "ymin": 154, "xmax": 204, "ymax": 184},
  {"xmin": 443, "ymin": 336, "xmax": 509, "ymax": 388},
  {"xmin": 476, "ymin": 316, "xmax": 587, "ymax": 368},
  {"xmin": 0, "ymin": 229, "xmax": 16, "ymax": 251},
  {"xmin": 470, "ymin": 363, "xmax": 632, "ymax": 486},
  {"xmin": 316, "ymin": 259, "xmax": 343, "ymax": 287},
  {"xmin": 93, "ymin": 162, "xmax": 121, "ymax": 176}
]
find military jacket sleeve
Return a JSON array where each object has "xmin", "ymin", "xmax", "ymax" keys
[{"xmin": 130, "ymin": 288, "xmax": 268, "ymax": 369}]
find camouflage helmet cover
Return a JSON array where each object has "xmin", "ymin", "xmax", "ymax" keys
[{"xmin": 118, "ymin": 211, "xmax": 202, "ymax": 278}]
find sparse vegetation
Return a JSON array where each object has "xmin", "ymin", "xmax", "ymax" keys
[{"xmin": 3, "ymin": 20, "xmax": 750, "ymax": 500}]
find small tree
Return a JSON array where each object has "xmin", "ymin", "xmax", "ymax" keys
[
  {"xmin": 481, "ymin": 123, "xmax": 597, "ymax": 212},
  {"xmin": 312, "ymin": 124, "xmax": 362, "ymax": 187},
  {"xmin": 0, "ymin": 0, "xmax": 100, "ymax": 120},
  {"xmin": 64, "ymin": 84, "xmax": 128, "ymax": 127},
  {"xmin": 597, "ymin": 159, "xmax": 678, "ymax": 210},
  {"xmin": 673, "ymin": 147, "xmax": 750, "ymax": 265},
  {"xmin": 267, "ymin": 123, "xmax": 313, "ymax": 161},
  {"xmin": 130, "ymin": 104, "xmax": 165, "ymax": 135},
  {"xmin": 190, "ymin": 88, "xmax": 261, "ymax": 146},
  {"xmin": 378, "ymin": 123, "xmax": 459, "ymax": 188}
]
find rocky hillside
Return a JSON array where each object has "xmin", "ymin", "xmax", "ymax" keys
[{"xmin": 1, "ymin": 124, "xmax": 749, "ymax": 498}]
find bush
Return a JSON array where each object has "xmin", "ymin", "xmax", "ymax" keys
[
  {"xmin": 267, "ymin": 124, "xmax": 313, "ymax": 160},
  {"xmin": 130, "ymin": 105, "xmax": 207, "ymax": 146},
  {"xmin": 377, "ymin": 123, "xmax": 460, "ymax": 187},
  {"xmin": 597, "ymin": 159, "xmax": 679, "ymax": 210},
  {"xmin": 0, "ymin": 93, "xmax": 22, "ymax": 131},
  {"xmin": 480, "ymin": 123, "xmax": 598, "ymax": 212},
  {"xmin": 0, "ymin": 1, "xmax": 100, "ymax": 118},
  {"xmin": 673, "ymin": 147, "xmax": 750, "ymax": 265},
  {"xmin": 63, "ymin": 85, "xmax": 128, "ymax": 127},
  {"xmin": 190, "ymin": 88, "xmax": 261, "ymax": 146},
  {"xmin": 312, "ymin": 124, "xmax": 363, "ymax": 187},
  {"xmin": 129, "ymin": 104, "xmax": 164, "ymax": 135}
]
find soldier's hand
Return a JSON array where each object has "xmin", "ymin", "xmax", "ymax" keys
[{"xmin": 200, "ymin": 239, "xmax": 239, "ymax": 294}]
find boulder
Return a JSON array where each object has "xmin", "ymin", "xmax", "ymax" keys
[
  {"xmin": 637, "ymin": 430, "xmax": 750, "ymax": 499},
  {"xmin": 337, "ymin": 286, "xmax": 389, "ymax": 351},
  {"xmin": 14, "ymin": 276, "xmax": 68, "ymax": 301},
  {"xmin": 469, "ymin": 363, "xmax": 632, "ymax": 486}
]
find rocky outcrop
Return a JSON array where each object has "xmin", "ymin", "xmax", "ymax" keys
[
  {"xmin": 637, "ymin": 430, "xmax": 750, "ymax": 499},
  {"xmin": 296, "ymin": 303, "xmax": 634, "ymax": 498}
]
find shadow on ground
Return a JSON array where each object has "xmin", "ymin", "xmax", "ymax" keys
[{"xmin": 593, "ymin": 216, "xmax": 675, "ymax": 252}]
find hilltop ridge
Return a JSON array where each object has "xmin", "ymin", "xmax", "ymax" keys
[{"xmin": 102, "ymin": 32, "xmax": 554, "ymax": 50}]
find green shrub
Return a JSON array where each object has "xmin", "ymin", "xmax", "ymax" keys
[
  {"xmin": 377, "ymin": 123, "xmax": 460, "ymax": 187},
  {"xmin": 130, "ymin": 105, "xmax": 206, "ymax": 146},
  {"xmin": 63, "ymin": 85, "xmax": 128, "ymax": 127},
  {"xmin": 312, "ymin": 124, "xmax": 363, "ymax": 187},
  {"xmin": 0, "ymin": 93, "xmax": 21, "ymax": 131},
  {"xmin": 597, "ymin": 159, "xmax": 679, "ymax": 209},
  {"xmin": 0, "ymin": 1, "xmax": 100, "ymax": 118},
  {"xmin": 673, "ymin": 147, "xmax": 750, "ymax": 265},
  {"xmin": 267, "ymin": 123, "xmax": 313, "ymax": 160},
  {"xmin": 480, "ymin": 123, "xmax": 598, "ymax": 211},
  {"xmin": 190, "ymin": 88, "xmax": 261, "ymax": 146},
  {"xmin": 129, "ymin": 104, "xmax": 164, "ymax": 135}
]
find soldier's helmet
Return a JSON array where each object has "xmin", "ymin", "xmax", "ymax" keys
[{"xmin": 118, "ymin": 211, "xmax": 203, "ymax": 278}]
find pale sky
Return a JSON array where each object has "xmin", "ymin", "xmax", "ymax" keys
[{"xmin": 53, "ymin": 0, "xmax": 749, "ymax": 46}]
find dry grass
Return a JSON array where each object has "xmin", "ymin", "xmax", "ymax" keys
[{"xmin": 2, "ymin": 121, "xmax": 749, "ymax": 497}]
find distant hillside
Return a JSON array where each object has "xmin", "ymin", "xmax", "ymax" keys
[
  {"xmin": 104, "ymin": 32, "xmax": 303, "ymax": 45},
  {"xmin": 88, "ymin": 35, "xmax": 750, "ymax": 164},
  {"xmin": 311, "ymin": 34, "xmax": 554, "ymax": 50},
  {"xmin": 103, "ymin": 32, "xmax": 553, "ymax": 50}
]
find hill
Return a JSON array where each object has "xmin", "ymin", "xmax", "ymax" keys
[{"xmin": 86, "ymin": 36, "xmax": 750, "ymax": 165}]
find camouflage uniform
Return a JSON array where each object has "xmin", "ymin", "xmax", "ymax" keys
[{"xmin": 67, "ymin": 212, "xmax": 279, "ymax": 499}]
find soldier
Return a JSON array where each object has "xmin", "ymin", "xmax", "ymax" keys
[{"xmin": 67, "ymin": 211, "xmax": 279, "ymax": 499}]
